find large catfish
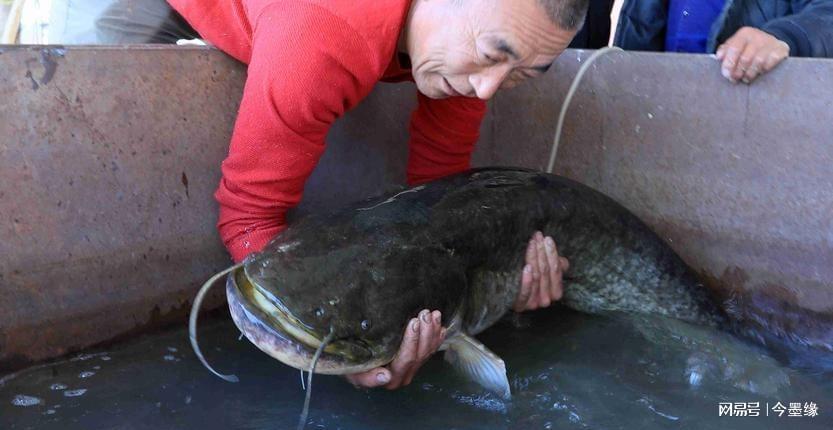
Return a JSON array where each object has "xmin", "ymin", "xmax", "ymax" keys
[{"xmin": 191, "ymin": 168, "xmax": 829, "ymax": 399}]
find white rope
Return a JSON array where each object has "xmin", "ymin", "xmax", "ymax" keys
[
  {"xmin": 2, "ymin": 0, "xmax": 26, "ymax": 44},
  {"xmin": 546, "ymin": 47, "xmax": 624, "ymax": 174}
]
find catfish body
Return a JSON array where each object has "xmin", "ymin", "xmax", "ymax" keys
[{"xmin": 231, "ymin": 168, "xmax": 726, "ymax": 386}]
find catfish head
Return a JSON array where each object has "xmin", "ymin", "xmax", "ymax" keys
[{"xmin": 227, "ymin": 224, "xmax": 466, "ymax": 375}]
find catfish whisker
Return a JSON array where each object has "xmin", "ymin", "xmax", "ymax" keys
[
  {"xmin": 189, "ymin": 262, "xmax": 245, "ymax": 383},
  {"xmin": 297, "ymin": 326, "xmax": 335, "ymax": 430}
]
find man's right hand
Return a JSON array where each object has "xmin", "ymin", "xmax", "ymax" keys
[
  {"xmin": 513, "ymin": 231, "xmax": 570, "ymax": 312},
  {"xmin": 345, "ymin": 309, "xmax": 446, "ymax": 389}
]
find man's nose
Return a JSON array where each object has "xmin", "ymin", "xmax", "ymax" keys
[{"xmin": 468, "ymin": 67, "xmax": 511, "ymax": 100}]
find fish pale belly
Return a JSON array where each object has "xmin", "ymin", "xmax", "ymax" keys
[
  {"xmin": 461, "ymin": 270, "xmax": 522, "ymax": 336},
  {"xmin": 438, "ymin": 269, "xmax": 520, "ymax": 399}
]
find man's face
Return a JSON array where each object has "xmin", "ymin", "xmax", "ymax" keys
[{"xmin": 404, "ymin": 0, "xmax": 577, "ymax": 100}]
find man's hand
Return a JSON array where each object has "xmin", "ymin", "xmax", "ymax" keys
[
  {"xmin": 344, "ymin": 232, "xmax": 568, "ymax": 389},
  {"xmin": 513, "ymin": 231, "xmax": 570, "ymax": 312},
  {"xmin": 716, "ymin": 27, "xmax": 790, "ymax": 84},
  {"xmin": 345, "ymin": 309, "xmax": 446, "ymax": 389}
]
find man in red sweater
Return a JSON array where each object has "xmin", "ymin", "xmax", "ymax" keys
[{"xmin": 163, "ymin": 0, "xmax": 585, "ymax": 389}]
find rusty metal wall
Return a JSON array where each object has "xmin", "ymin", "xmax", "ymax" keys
[
  {"xmin": 474, "ymin": 50, "xmax": 833, "ymax": 314},
  {"xmin": 1, "ymin": 46, "xmax": 239, "ymax": 369},
  {"xmin": 0, "ymin": 46, "xmax": 435, "ymax": 370},
  {"xmin": 1, "ymin": 46, "xmax": 831, "ymax": 370}
]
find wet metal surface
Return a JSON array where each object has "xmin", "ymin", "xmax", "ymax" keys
[{"xmin": 1, "ymin": 46, "xmax": 831, "ymax": 370}]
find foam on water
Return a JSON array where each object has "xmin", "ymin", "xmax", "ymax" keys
[
  {"xmin": 11, "ymin": 395, "xmax": 42, "ymax": 407},
  {"xmin": 63, "ymin": 389, "xmax": 87, "ymax": 398},
  {"xmin": 453, "ymin": 392, "xmax": 508, "ymax": 413}
]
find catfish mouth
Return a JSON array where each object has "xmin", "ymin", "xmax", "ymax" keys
[{"xmin": 226, "ymin": 268, "xmax": 389, "ymax": 375}]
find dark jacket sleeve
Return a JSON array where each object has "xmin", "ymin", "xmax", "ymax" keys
[
  {"xmin": 613, "ymin": 0, "xmax": 669, "ymax": 51},
  {"xmin": 761, "ymin": 0, "xmax": 833, "ymax": 58}
]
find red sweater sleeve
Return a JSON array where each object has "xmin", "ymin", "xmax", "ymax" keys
[
  {"xmin": 407, "ymin": 93, "xmax": 488, "ymax": 185},
  {"xmin": 215, "ymin": 3, "xmax": 380, "ymax": 262}
]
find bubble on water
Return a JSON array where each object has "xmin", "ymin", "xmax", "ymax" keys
[
  {"xmin": 11, "ymin": 394, "xmax": 42, "ymax": 407},
  {"xmin": 167, "ymin": 347, "xmax": 178, "ymax": 352},
  {"xmin": 70, "ymin": 352, "xmax": 109, "ymax": 362},
  {"xmin": 50, "ymin": 383, "xmax": 68, "ymax": 391},
  {"xmin": 79, "ymin": 371, "xmax": 95, "ymax": 378},
  {"xmin": 544, "ymin": 422, "xmax": 553, "ymax": 429},
  {"xmin": 93, "ymin": 366, "xmax": 101, "ymax": 370},
  {"xmin": 100, "ymin": 356, "xmax": 111, "ymax": 361},
  {"xmin": 185, "ymin": 395, "xmax": 192, "ymax": 405},
  {"xmin": 513, "ymin": 376, "xmax": 532, "ymax": 391},
  {"xmin": 44, "ymin": 409, "xmax": 56, "ymax": 415},
  {"xmin": 163, "ymin": 355, "xmax": 176, "ymax": 361},
  {"xmin": 688, "ymin": 370, "xmax": 703, "ymax": 386},
  {"xmin": 421, "ymin": 383, "xmax": 435, "ymax": 391},
  {"xmin": 568, "ymin": 411, "xmax": 581, "ymax": 423},
  {"xmin": 63, "ymin": 389, "xmax": 87, "ymax": 397}
]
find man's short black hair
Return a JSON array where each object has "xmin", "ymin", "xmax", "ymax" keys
[{"xmin": 538, "ymin": 0, "xmax": 590, "ymax": 30}]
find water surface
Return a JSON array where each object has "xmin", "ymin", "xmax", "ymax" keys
[{"xmin": 2, "ymin": 308, "xmax": 831, "ymax": 429}]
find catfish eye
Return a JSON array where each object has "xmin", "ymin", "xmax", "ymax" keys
[{"xmin": 361, "ymin": 319, "xmax": 371, "ymax": 331}]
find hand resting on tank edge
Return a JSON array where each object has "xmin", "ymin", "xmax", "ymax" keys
[
  {"xmin": 345, "ymin": 232, "xmax": 569, "ymax": 389},
  {"xmin": 715, "ymin": 27, "xmax": 790, "ymax": 85}
]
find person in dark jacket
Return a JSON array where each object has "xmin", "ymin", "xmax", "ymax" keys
[
  {"xmin": 570, "ymin": 0, "xmax": 616, "ymax": 49},
  {"xmin": 613, "ymin": 0, "xmax": 833, "ymax": 84}
]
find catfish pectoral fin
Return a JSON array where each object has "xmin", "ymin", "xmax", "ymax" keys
[{"xmin": 442, "ymin": 333, "xmax": 511, "ymax": 399}]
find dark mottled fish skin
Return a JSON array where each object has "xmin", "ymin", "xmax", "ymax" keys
[
  {"xmin": 721, "ymin": 287, "xmax": 833, "ymax": 372},
  {"xmin": 244, "ymin": 168, "xmax": 727, "ymax": 368},
  {"xmin": 421, "ymin": 168, "xmax": 726, "ymax": 329}
]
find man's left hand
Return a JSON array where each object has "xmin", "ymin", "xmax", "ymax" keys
[
  {"xmin": 513, "ymin": 231, "xmax": 570, "ymax": 311},
  {"xmin": 716, "ymin": 27, "xmax": 790, "ymax": 84}
]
